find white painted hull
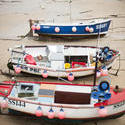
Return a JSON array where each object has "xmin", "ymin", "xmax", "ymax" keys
[
  {"xmin": 0, "ymin": 97, "xmax": 125, "ymax": 119},
  {"xmin": 8, "ymin": 45, "xmax": 119, "ymax": 78},
  {"xmin": 13, "ymin": 61, "xmax": 114, "ymax": 78}
]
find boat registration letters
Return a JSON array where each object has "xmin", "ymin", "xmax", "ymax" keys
[
  {"xmin": 113, "ymin": 101, "xmax": 125, "ymax": 109},
  {"xmin": 22, "ymin": 65, "xmax": 40, "ymax": 73},
  {"xmin": 96, "ymin": 23, "xmax": 107, "ymax": 29},
  {"xmin": 8, "ymin": 99, "xmax": 26, "ymax": 107}
]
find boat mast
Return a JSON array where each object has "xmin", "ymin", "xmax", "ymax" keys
[
  {"xmin": 93, "ymin": 23, "xmax": 101, "ymax": 86},
  {"xmin": 93, "ymin": 51, "xmax": 98, "ymax": 86},
  {"xmin": 69, "ymin": 0, "xmax": 72, "ymax": 22}
]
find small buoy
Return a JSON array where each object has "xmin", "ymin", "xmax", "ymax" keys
[
  {"xmin": 89, "ymin": 27, "xmax": 94, "ymax": 33},
  {"xmin": 85, "ymin": 26, "xmax": 89, "ymax": 32},
  {"xmin": 57, "ymin": 108, "xmax": 65, "ymax": 119},
  {"xmin": 65, "ymin": 63, "xmax": 70, "ymax": 69},
  {"xmin": 55, "ymin": 27, "xmax": 60, "ymax": 33},
  {"xmin": 31, "ymin": 25, "xmax": 36, "ymax": 30},
  {"xmin": 72, "ymin": 27, "xmax": 77, "ymax": 32},
  {"xmin": 101, "ymin": 67, "xmax": 108, "ymax": 76},
  {"xmin": 14, "ymin": 66, "xmax": 21, "ymax": 74},
  {"xmin": 68, "ymin": 72, "xmax": 74, "ymax": 81},
  {"xmin": 96, "ymin": 71, "xmax": 101, "ymax": 78},
  {"xmin": 42, "ymin": 70, "xmax": 48, "ymax": 78},
  {"xmin": 98, "ymin": 107, "xmax": 107, "ymax": 117},
  {"xmin": 48, "ymin": 108, "xmax": 55, "ymax": 119},
  {"xmin": 0, "ymin": 99, "xmax": 8, "ymax": 108},
  {"xmin": 36, "ymin": 25, "xmax": 41, "ymax": 30},
  {"xmin": 35, "ymin": 106, "xmax": 43, "ymax": 117}
]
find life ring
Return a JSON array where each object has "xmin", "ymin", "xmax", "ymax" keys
[
  {"xmin": 37, "ymin": 55, "xmax": 43, "ymax": 60},
  {"xmin": 98, "ymin": 81, "xmax": 110, "ymax": 91}
]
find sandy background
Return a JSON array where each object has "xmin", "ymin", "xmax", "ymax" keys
[{"xmin": 0, "ymin": 0, "xmax": 125, "ymax": 125}]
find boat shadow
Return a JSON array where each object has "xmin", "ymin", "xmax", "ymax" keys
[
  {"xmin": 30, "ymin": 34, "xmax": 106, "ymax": 43},
  {"xmin": 9, "ymin": 71, "xmax": 95, "ymax": 84},
  {"xmin": 3, "ymin": 109, "xmax": 123, "ymax": 125}
]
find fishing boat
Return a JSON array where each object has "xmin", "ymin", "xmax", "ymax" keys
[
  {"xmin": 7, "ymin": 45, "xmax": 119, "ymax": 81},
  {"xmin": 0, "ymin": 76, "xmax": 125, "ymax": 120},
  {"xmin": 31, "ymin": 18, "xmax": 111, "ymax": 37}
]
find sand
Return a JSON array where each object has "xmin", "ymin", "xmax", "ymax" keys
[{"xmin": 0, "ymin": 0, "xmax": 125, "ymax": 125}]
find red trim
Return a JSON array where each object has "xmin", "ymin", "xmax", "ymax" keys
[
  {"xmin": 4, "ymin": 80, "xmax": 94, "ymax": 87},
  {"xmin": 0, "ymin": 81, "xmax": 14, "ymax": 97},
  {"xmin": 108, "ymin": 88, "xmax": 125, "ymax": 104},
  {"xmin": 94, "ymin": 88, "xmax": 125, "ymax": 107}
]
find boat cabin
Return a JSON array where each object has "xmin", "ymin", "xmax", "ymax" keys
[
  {"xmin": 10, "ymin": 82, "xmax": 95, "ymax": 105},
  {"xmin": 10, "ymin": 45, "xmax": 97, "ymax": 70}
]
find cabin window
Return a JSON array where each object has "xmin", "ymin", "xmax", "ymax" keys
[
  {"xmin": 65, "ymin": 56, "xmax": 88, "ymax": 63},
  {"xmin": 54, "ymin": 91, "xmax": 91, "ymax": 104},
  {"xmin": 18, "ymin": 84, "xmax": 34, "ymax": 98},
  {"xmin": 21, "ymin": 85, "xmax": 33, "ymax": 91}
]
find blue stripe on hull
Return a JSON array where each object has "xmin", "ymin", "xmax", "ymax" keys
[{"xmin": 35, "ymin": 20, "xmax": 111, "ymax": 36}]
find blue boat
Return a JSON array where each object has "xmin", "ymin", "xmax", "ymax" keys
[{"xmin": 31, "ymin": 18, "xmax": 111, "ymax": 37}]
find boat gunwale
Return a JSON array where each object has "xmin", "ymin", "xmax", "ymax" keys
[{"xmin": 34, "ymin": 19, "xmax": 111, "ymax": 26}]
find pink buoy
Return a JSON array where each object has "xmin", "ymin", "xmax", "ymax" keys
[
  {"xmin": 98, "ymin": 107, "xmax": 107, "ymax": 117},
  {"xmin": 68, "ymin": 73, "xmax": 74, "ymax": 81},
  {"xmin": 85, "ymin": 26, "xmax": 89, "ymax": 32},
  {"xmin": 35, "ymin": 106, "xmax": 43, "ymax": 117},
  {"xmin": 55, "ymin": 27, "xmax": 60, "ymax": 33},
  {"xmin": 31, "ymin": 25, "xmax": 36, "ymax": 30},
  {"xmin": 89, "ymin": 27, "xmax": 94, "ymax": 33},
  {"xmin": 48, "ymin": 108, "xmax": 55, "ymax": 119},
  {"xmin": 101, "ymin": 68, "xmax": 108, "ymax": 76},
  {"xmin": 36, "ymin": 25, "xmax": 41, "ymax": 30},
  {"xmin": 57, "ymin": 108, "xmax": 65, "ymax": 119},
  {"xmin": 0, "ymin": 99, "xmax": 8, "ymax": 108},
  {"xmin": 14, "ymin": 66, "xmax": 21, "ymax": 74},
  {"xmin": 96, "ymin": 71, "xmax": 101, "ymax": 78},
  {"xmin": 42, "ymin": 70, "xmax": 48, "ymax": 78},
  {"xmin": 72, "ymin": 27, "xmax": 77, "ymax": 32}
]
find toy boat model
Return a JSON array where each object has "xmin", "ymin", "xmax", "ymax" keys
[
  {"xmin": 0, "ymin": 78, "xmax": 125, "ymax": 120},
  {"xmin": 31, "ymin": 18, "xmax": 111, "ymax": 37},
  {"xmin": 7, "ymin": 45, "xmax": 119, "ymax": 80}
]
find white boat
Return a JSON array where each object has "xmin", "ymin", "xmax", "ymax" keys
[
  {"xmin": 7, "ymin": 45, "xmax": 119, "ymax": 80},
  {"xmin": 0, "ymin": 78, "xmax": 125, "ymax": 120}
]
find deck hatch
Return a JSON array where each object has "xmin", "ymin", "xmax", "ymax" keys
[{"xmin": 54, "ymin": 91, "xmax": 91, "ymax": 104}]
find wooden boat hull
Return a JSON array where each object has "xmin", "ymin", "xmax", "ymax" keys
[
  {"xmin": 0, "ymin": 97, "xmax": 124, "ymax": 119},
  {"xmin": 33, "ymin": 19, "xmax": 111, "ymax": 37},
  {"xmin": 11, "ymin": 60, "xmax": 114, "ymax": 78},
  {"xmin": 8, "ymin": 45, "xmax": 119, "ymax": 78}
]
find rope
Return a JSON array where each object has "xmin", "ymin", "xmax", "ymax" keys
[{"xmin": 114, "ymin": 55, "xmax": 120, "ymax": 76}]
